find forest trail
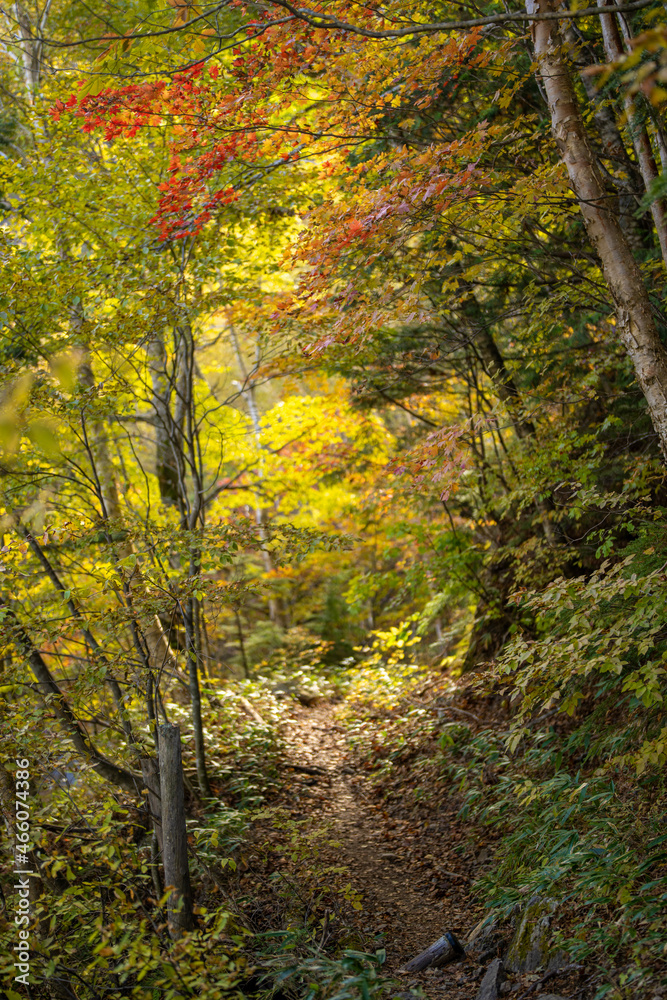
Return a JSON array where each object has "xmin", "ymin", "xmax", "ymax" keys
[{"xmin": 279, "ymin": 703, "xmax": 482, "ymax": 1000}]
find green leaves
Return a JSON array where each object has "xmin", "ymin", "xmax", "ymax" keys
[{"xmin": 27, "ymin": 418, "xmax": 60, "ymax": 457}]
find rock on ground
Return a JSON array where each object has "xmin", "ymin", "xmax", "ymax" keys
[
  {"xmin": 505, "ymin": 896, "xmax": 566, "ymax": 973},
  {"xmin": 475, "ymin": 958, "xmax": 506, "ymax": 1000},
  {"xmin": 466, "ymin": 917, "xmax": 507, "ymax": 964}
]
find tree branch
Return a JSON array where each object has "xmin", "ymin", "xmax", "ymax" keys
[{"xmin": 0, "ymin": 599, "xmax": 141, "ymax": 793}]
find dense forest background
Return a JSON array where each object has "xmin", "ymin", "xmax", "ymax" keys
[{"xmin": 1, "ymin": 2, "xmax": 667, "ymax": 999}]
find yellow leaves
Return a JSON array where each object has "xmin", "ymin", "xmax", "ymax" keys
[
  {"xmin": 167, "ymin": 0, "xmax": 199, "ymax": 26},
  {"xmin": 27, "ymin": 419, "xmax": 60, "ymax": 458},
  {"xmin": 506, "ymin": 727, "xmax": 529, "ymax": 754},
  {"xmin": 0, "ymin": 376, "xmax": 60, "ymax": 460},
  {"xmin": 649, "ymin": 86, "xmax": 667, "ymax": 106},
  {"xmin": 51, "ymin": 351, "xmax": 82, "ymax": 393},
  {"xmin": 340, "ymin": 882, "xmax": 364, "ymax": 910},
  {"xmin": 79, "ymin": 76, "xmax": 110, "ymax": 99},
  {"xmin": 0, "ymin": 374, "xmax": 31, "ymax": 456},
  {"xmin": 493, "ymin": 89, "xmax": 513, "ymax": 111}
]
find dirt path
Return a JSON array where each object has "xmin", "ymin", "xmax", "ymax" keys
[{"xmin": 280, "ymin": 703, "xmax": 483, "ymax": 999}]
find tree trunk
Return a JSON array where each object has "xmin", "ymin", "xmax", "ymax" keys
[
  {"xmin": 146, "ymin": 332, "xmax": 180, "ymax": 506},
  {"xmin": 145, "ymin": 325, "xmax": 211, "ymax": 797},
  {"xmin": 597, "ymin": 1, "xmax": 667, "ymax": 266},
  {"xmin": 140, "ymin": 757, "xmax": 163, "ymax": 852},
  {"xmin": 229, "ymin": 320, "xmax": 282, "ymax": 624},
  {"xmin": 615, "ymin": 9, "xmax": 667, "ymax": 174},
  {"xmin": 172, "ymin": 324, "xmax": 192, "ymax": 523},
  {"xmin": 462, "ymin": 298, "xmax": 559, "ymax": 545},
  {"xmin": 13, "ymin": 1, "xmax": 50, "ymax": 101},
  {"xmin": 528, "ymin": 0, "xmax": 667, "ymax": 461},
  {"xmin": 158, "ymin": 723, "xmax": 194, "ymax": 938},
  {"xmin": 562, "ymin": 23, "xmax": 646, "ymax": 251},
  {"xmin": 467, "ymin": 315, "xmax": 535, "ymax": 440},
  {"xmin": 79, "ymin": 351, "xmax": 182, "ymax": 683},
  {"xmin": 182, "ymin": 593, "xmax": 211, "ymax": 797},
  {"xmin": 2, "ymin": 600, "xmax": 140, "ymax": 792},
  {"xmin": 234, "ymin": 608, "xmax": 250, "ymax": 678}
]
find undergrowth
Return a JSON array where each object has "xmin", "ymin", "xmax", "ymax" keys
[{"xmin": 338, "ymin": 540, "xmax": 667, "ymax": 1000}]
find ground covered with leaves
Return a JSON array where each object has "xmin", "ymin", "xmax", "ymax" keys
[
  {"xmin": 173, "ymin": 661, "xmax": 666, "ymax": 1000},
  {"xmin": 2, "ymin": 637, "xmax": 666, "ymax": 1000}
]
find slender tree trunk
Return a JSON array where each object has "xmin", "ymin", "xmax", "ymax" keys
[
  {"xmin": 168, "ymin": 323, "xmax": 210, "ymax": 794},
  {"xmin": 146, "ymin": 332, "xmax": 180, "ymax": 506},
  {"xmin": 19, "ymin": 521, "xmax": 137, "ymax": 746},
  {"xmin": 462, "ymin": 298, "xmax": 559, "ymax": 545},
  {"xmin": 13, "ymin": 1, "xmax": 51, "ymax": 101},
  {"xmin": 229, "ymin": 320, "xmax": 281, "ymax": 624},
  {"xmin": 158, "ymin": 723, "xmax": 194, "ymax": 939},
  {"xmin": 562, "ymin": 23, "xmax": 646, "ymax": 250},
  {"xmin": 614, "ymin": 10, "xmax": 667, "ymax": 174},
  {"xmin": 234, "ymin": 608, "xmax": 250, "ymax": 679},
  {"xmin": 597, "ymin": 1, "xmax": 667, "ymax": 266},
  {"xmin": 194, "ymin": 599, "xmax": 209, "ymax": 680},
  {"xmin": 182, "ymin": 592, "xmax": 211, "ymax": 796},
  {"xmin": 528, "ymin": 0, "xmax": 667, "ymax": 460},
  {"xmin": 145, "ymin": 322, "xmax": 211, "ymax": 797},
  {"xmin": 469, "ymin": 321, "xmax": 535, "ymax": 440},
  {"xmin": 79, "ymin": 352, "xmax": 181, "ymax": 682},
  {"xmin": 172, "ymin": 324, "xmax": 191, "ymax": 523},
  {"xmin": 2, "ymin": 600, "xmax": 140, "ymax": 792}
]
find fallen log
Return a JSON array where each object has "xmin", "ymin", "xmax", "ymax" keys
[
  {"xmin": 399, "ymin": 931, "xmax": 465, "ymax": 973},
  {"xmin": 239, "ymin": 696, "xmax": 265, "ymax": 725}
]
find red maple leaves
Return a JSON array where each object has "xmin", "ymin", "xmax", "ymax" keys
[{"xmin": 50, "ymin": 63, "xmax": 256, "ymax": 240}]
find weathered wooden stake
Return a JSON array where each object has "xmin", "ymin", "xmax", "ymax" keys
[
  {"xmin": 399, "ymin": 931, "xmax": 465, "ymax": 973},
  {"xmin": 141, "ymin": 756, "xmax": 164, "ymax": 900},
  {"xmin": 158, "ymin": 723, "xmax": 193, "ymax": 938}
]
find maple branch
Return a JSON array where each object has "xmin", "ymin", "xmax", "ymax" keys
[{"xmin": 369, "ymin": 384, "xmax": 439, "ymax": 427}]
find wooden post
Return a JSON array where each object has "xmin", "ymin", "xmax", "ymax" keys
[
  {"xmin": 141, "ymin": 756, "xmax": 164, "ymax": 899},
  {"xmin": 399, "ymin": 931, "xmax": 465, "ymax": 973},
  {"xmin": 158, "ymin": 724, "xmax": 194, "ymax": 938}
]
